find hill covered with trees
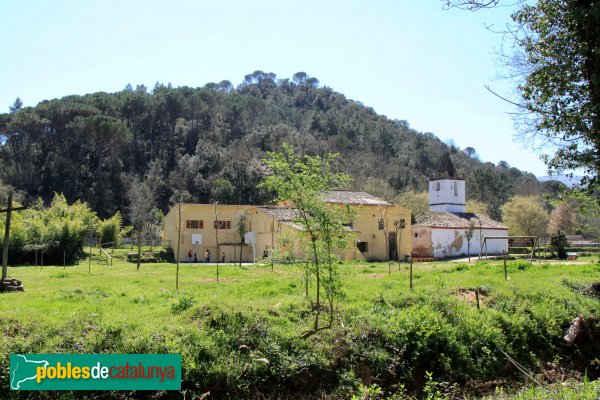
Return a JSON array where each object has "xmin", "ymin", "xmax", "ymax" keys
[{"xmin": 0, "ymin": 71, "xmax": 550, "ymax": 218}]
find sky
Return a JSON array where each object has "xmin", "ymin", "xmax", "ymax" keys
[{"xmin": 0, "ymin": 0, "xmax": 553, "ymax": 176}]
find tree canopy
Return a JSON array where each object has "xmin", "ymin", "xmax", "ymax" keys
[
  {"xmin": 444, "ymin": 0, "xmax": 600, "ymax": 187},
  {"xmin": 0, "ymin": 72, "xmax": 547, "ymax": 220}
]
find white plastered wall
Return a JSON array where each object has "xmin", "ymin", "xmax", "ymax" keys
[{"xmin": 430, "ymin": 228, "xmax": 508, "ymax": 258}]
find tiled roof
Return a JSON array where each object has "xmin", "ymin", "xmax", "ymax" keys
[
  {"xmin": 257, "ymin": 206, "xmax": 298, "ymax": 221},
  {"xmin": 321, "ymin": 190, "xmax": 392, "ymax": 206},
  {"xmin": 414, "ymin": 212, "xmax": 507, "ymax": 230}
]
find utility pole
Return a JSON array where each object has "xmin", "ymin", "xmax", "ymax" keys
[
  {"xmin": 1, "ymin": 191, "xmax": 27, "ymax": 280},
  {"xmin": 2, "ymin": 191, "xmax": 13, "ymax": 280}
]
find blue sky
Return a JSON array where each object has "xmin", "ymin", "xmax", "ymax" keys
[{"xmin": 0, "ymin": 0, "xmax": 551, "ymax": 176}]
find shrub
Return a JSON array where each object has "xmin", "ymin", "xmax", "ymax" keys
[
  {"xmin": 550, "ymin": 231, "xmax": 568, "ymax": 259},
  {"xmin": 171, "ymin": 296, "xmax": 195, "ymax": 315},
  {"xmin": 97, "ymin": 211, "xmax": 130, "ymax": 247}
]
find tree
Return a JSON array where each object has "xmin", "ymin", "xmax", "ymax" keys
[
  {"xmin": 550, "ymin": 231, "xmax": 568, "ymax": 259},
  {"xmin": 547, "ymin": 203, "xmax": 577, "ymax": 235},
  {"xmin": 463, "ymin": 146, "xmax": 479, "ymax": 160},
  {"xmin": 97, "ymin": 211, "xmax": 130, "ymax": 247},
  {"xmin": 361, "ymin": 177, "xmax": 396, "ymax": 201},
  {"xmin": 442, "ymin": 0, "xmax": 500, "ymax": 11},
  {"xmin": 512, "ymin": 1, "xmax": 600, "ymax": 185},
  {"xmin": 234, "ymin": 210, "xmax": 249, "ymax": 266},
  {"xmin": 445, "ymin": 0, "xmax": 600, "ymax": 186},
  {"xmin": 396, "ymin": 191, "xmax": 429, "ymax": 222},
  {"xmin": 500, "ymin": 195, "xmax": 549, "ymax": 237},
  {"xmin": 560, "ymin": 190, "xmax": 600, "ymax": 240},
  {"xmin": 262, "ymin": 144, "xmax": 354, "ymax": 337},
  {"xmin": 126, "ymin": 177, "xmax": 155, "ymax": 270},
  {"xmin": 466, "ymin": 200, "xmax": 488, "ymax": 216},
  {"xmin": 465, "ymin": 220, "xmax": 475, "ymax": 262}
]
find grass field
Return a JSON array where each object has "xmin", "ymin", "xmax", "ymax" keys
[{"xmin": 1, "ymin": 252, "xmax": 599, "ymax": 399}]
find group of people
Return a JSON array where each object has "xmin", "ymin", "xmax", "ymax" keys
[{"xmin": 187, "ymin": 249, "xmax": 225, "ymax": 263}]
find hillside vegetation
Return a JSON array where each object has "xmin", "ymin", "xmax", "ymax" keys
[
  {"xmin": 1, "ymin": 257, "xmax": 598, "ymax": 399},
  {"xmin": 0, "ymin": 72, "xmax": 548, "ymax": 218}
]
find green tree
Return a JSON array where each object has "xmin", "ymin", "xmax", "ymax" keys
[
  {"xmin": 126, "ymin": 177, "xmax": 155, "ymax": 270},
  {"xmin": 511, "ymin": 1, "xmax": 600, "ymax": 185},
  {"xmin": 562, "ymin": 190, "xmax": 600, "ymax": 240},
  {"xmin": 97, "ymin": 211, "xmax": 130, "ymax": 247},
  {"xmin": 465, "ymin": 220, "xmax": 475, "ymax": 262},
  {"xmin": 262, "ymin": 144, "xmax": 354, "ymax": 337},
  {"xmin": 500, "ymin": 195, "xmax": 549, "ymax": 237},
  {"xmin": 550, "ymin": 230, "xmax": 568, "ymax": 259},
  {"xmin": 233, "ymin": 209, "xmax": 249, "ymax": 266},
  {"xmin": 396, "ymin": 191, "xmax": 429, "ymax": 222},
  {"xmin": 0, "ymin": 193, "xmax": 98, "ymax": 264},
  {"xmin": 361, "ymin": 177, "xmax": 396, "ymax": 201},
  {"xmin": 445, "ymin": 0, "xmax": 600, "ymax": 186},
  {"xmin": 466, "ymin": 199, "xmax": 488, "ymax": 216}
]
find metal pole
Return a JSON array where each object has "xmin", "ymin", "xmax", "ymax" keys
[
  {"xmin": 88, "ymin": 244, "xmax": 91, "ymax": 275},
  {"xmin": 1, "ymin": 191, "xmax": 12, "ymax": 279}
]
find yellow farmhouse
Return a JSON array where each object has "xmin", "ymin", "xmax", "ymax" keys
[{"xmin": 163, "ymin": 191, "xmax": 411, "ymax": 263}]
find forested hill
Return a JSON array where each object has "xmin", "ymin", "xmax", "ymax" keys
[{"xmin": 0, "ymin": 71, "xmax": 548, "ymax": 219}]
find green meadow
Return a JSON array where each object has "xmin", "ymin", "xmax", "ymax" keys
[{"xmin": 1, "ymin": 253, "xmax": 599, "ymax": 399}]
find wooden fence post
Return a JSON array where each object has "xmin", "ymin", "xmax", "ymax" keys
[
  {"xmin": 409, "ymin": 253, "xmax": 413, "ymax": 292},
  {"xmin": 503, "ymin": 251, "xmax": 508, "ymax": 281}
]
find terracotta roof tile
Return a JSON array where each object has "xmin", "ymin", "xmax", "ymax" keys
[
  {"xmin": 257, "ymin": 206, "xmax": 298, "ymax": 221},
  {"xmin": 321, "ymin": 190, "xmax": 392, "ymax": 206},
  {"xmin": 414, "ymin": 212, "xmax": 507, "ymax": 230}
]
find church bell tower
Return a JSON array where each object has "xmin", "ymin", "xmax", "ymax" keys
[{"xmin": 429, "ymin": 153, "xmax": 466, "ymax": 213}]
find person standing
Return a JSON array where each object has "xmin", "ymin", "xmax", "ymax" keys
[
  {"xmin": 221, "ymin": 251, "xmax": 225, "ymax": 263},
  {"xmin": 204, "ymin": 249, "xmax": 210, "ymax": 263},
  {"xmin": 188, "ymin": 250, "xmax": 193, "ymax": 263},
  {"xmin": 193, "ymin": 252, "xmax": 198, "ymax": 263}
]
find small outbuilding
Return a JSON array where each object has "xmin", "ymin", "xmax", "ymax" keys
[{"xmin": 412, "ymin": 154, "xmax": 508, "ymax": 259}]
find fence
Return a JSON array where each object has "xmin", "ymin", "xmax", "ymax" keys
[{"xmin": 85, "ymin": 237, "xmax": 171, "ymax": 249}]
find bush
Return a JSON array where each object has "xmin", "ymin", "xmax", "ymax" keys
[
  {"xmin": 97, "ymin": 211, "xmax": 130, "ymax": 247},
  {"xmin": 171, "ymin": 296, "xmax": 195, "ymax": 315},
  {"xmin": 550, "ymin": 231, "xmax": 568, "ymax": 259},
  {"xmin": 0, "ymin": 194, "xmax": 98, "ymax": 264}
]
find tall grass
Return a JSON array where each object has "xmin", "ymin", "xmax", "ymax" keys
[{"xmin": 1, "ymin": 259, "xmax": 598, "ymax": 399}]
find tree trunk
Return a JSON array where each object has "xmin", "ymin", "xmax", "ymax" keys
[{"xmin": 136, "ymin": 228, "xmax": 141, "ymax": 270}]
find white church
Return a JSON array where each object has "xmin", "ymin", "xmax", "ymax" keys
[{"xmin": 412, "ymin": 154, "xmax": 508, "ymax": 259}]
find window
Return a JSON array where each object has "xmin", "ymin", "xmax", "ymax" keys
[
  {"xmin": 214, "ymin": 220, "xmax": 231, "ymax": 229},
  {"xmin": 186, "ymin": 220, "xmax": 203, "ymax": 229},
  {"xmin": 454, "ymin": 182, "xmax": 458, "ymax": 196},
  {"xmin": 393, "ymin": 219, "xmax": 405, "ymax": 229},
  {"xmin": 357, "ymin": 242, "xmax": 368, "ymax": 253},
  {"xmin": 435, "ymin": 182, "xmax": 440, "ymax": 191},
  {"xmin": 378, "ymin": 219, "xmax": 384, "ymax": 230}
]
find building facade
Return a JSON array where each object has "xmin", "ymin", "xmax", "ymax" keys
[
  {"xmin": 163, "ymin": 191, "xmax": 412, "ymax": 263},
  {"xmin": 412, "ymin": 154, "xmax": 508, "ymax": 259}
]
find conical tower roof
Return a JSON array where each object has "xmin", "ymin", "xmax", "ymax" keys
[{"xmin": 433, "ymin": 153, "xmax": 462, "ymax": 180}]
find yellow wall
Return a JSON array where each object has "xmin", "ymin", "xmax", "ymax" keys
[
  {"xmin": 344, "ymin": 204, "xmax": 412, "ymax": 262},
  {"xmin": 163, "ymin": 203, "xmax": 412, "ymax": 263},
  {"xmin": 163, "ymin": 204, "xmax": 256, "ymax": 263}
]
